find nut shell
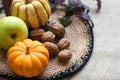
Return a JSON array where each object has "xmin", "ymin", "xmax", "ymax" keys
[
  {"xmin": 58, "ymin": 49, "xmax": 72, "ymax": 61},
  {"xmin": 41, "ymin": 31, "xmax": 55, "ymax": 42},
  {"xmin": 44, "ymin": 42, "xmax": 59, "ymax": 57},
  {"xmin": 57, "ymin": 38, "xmax": 70, "ymax": 50},
  {"xmin": 29, "ymin": 28, "xmax": 45, "ymax": 40},
  {"xmin": 50, "ymin": 23, "xmax": 65, "ymax": 38}
]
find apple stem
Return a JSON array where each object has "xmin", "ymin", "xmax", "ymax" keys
[
  {"xmin": 25, "ymin": 0, "xmax": 32, "ymax": 4},
  {"xmin": 26, "ymin": 47, "xmax": 30, "ymax": 54}
]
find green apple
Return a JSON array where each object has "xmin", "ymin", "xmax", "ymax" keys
[{"xmin": 0, "ymin": 16, "xmax": 28, "ymax": 49}]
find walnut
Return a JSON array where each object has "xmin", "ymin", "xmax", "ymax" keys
[
  {"xmin": 58, "ymin": 49, "xmax": 72, "ymax": 61},
  {"xmin": 57, "ymin": 38, "xmax": 70, "ymax": 50},
  {"xmin": 41, "ymin": 31, "xmax": 55, "ymax": 42},
  {"xmin": 44, "ymin": 42, "xmax": 59, "ymax": 57},
  {"xmin": 50, "ymin": 23, "xmax": 65, "ymax": 38},
  {"xmin": 29, "ymin": 28, "xmax": 45, "ymax": 41}
]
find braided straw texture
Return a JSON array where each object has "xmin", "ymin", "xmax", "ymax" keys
[{"xmin": 0, "ymin": 10, "xmax": 93, "ymax": 80}]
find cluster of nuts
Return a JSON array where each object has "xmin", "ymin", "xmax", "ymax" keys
[{"xmin": 29, "ymin": 20, "xmax": 72, "ymax": 62}]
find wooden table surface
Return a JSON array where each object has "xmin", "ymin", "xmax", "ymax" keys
[{"xmin": 62, "ymin": 0, "xmax": 120, "ymax": 80}]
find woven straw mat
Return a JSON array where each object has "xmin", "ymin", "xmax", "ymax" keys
[{"xmin": 0, "ymin": 10, "xmax": 93, "ymax": 80}]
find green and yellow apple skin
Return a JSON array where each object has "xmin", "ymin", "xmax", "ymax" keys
[{"xmin": 0, "ymin": 16, "xmax": 28, "ymax": 49}]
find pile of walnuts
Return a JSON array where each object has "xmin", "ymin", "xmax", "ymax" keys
[{"xmin": 29, "ymin": 20, "xmax": 72, "ymax": 62}]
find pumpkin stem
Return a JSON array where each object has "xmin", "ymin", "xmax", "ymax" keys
[
  {"xmin": 26, "ymin": 47, "xmax": 30, "ymax": 54},
  {"xmin": 25, "ymin": 0, "xmax": 32, "ymax": 4}
]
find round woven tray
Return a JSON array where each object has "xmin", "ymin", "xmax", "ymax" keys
[{"xmin": 0, "ymin": 10, "xmax": 94, "ymax": 80}]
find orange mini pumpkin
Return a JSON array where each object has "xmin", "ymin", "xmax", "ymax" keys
[{"xmin": 7, "ymin": 39, "xmax": 49, "ymax": 78}]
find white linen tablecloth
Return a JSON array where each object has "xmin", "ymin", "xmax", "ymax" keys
[{"xmin": 62, "ymin": 0, "xmax": 120, "ymax": 80}]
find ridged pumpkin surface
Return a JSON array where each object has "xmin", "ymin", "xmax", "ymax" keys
[
  {"xmin": 7, "ymin": 39, "xmax": 49, "ymax": 77},
  {"xmin": 11, "ymin": 0, "xmax": 51, "ymax": 28}
]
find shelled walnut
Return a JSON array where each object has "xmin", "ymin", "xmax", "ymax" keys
[
  {"xmin": 57, "ymin": 38, "xmax": 70, "ymax": 50},
  {"xmin": 44, "ymin": 42, "xmax": 59, "ymax": 57},
  {"xmin": 41, "ymin": 31, "xmax": 55, "ymax": 42},
  {"xmin": 58, "ymin": 49, "xmax": 72, "ymax": 61},
  {"xmin": 29, "ymin": 28, "xmax": 45, "ymax": 41}
]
